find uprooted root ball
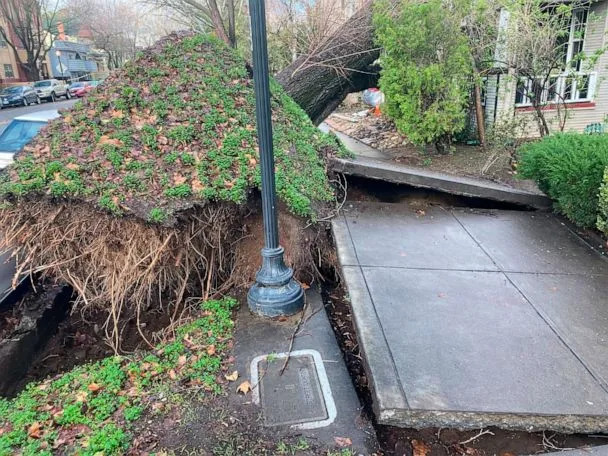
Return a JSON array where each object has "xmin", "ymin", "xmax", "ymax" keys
[
  {"xmin": 0, "ymin": 201, "xmax": 243, "ymax": 351},
  {"xmin": 0, "ymin": 199, "xmax": 336, "ymax": 351}
]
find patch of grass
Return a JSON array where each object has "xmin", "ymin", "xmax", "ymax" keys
[
  {"xmin": 147, "ymin": 207, "xmax": 167, "ymax": 223},
  {"xmin": 0, "ymin": 298, "xmax": 238, "ymax": 456}
]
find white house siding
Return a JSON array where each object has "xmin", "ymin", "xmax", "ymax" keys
[
  {"xmin": 494, "ymin": 0, "xmax": 608, "ymax": 137},
  {"xmin": 484, "ymin": 74, "xmax": 499, "ymax": 125}
]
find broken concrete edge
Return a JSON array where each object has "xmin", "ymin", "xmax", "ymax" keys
[
  {"xmin": 378, "ymin": 408, "xmax": 608, "ymax": 434},
  {"xmin": 331, "ymin": 157, "xmax": 553, "ymax": 210},
  {"xmin": 332, "ymin": 219, "xmax": 409, "ymax": 413},
  {"xmin": 0, "ymin": 285, "xmax": 73, "ymax": 397}
]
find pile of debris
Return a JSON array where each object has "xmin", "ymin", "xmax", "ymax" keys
[{"xmin": 326, "ymin": 102, "xmax": 410, "ymax": 151}]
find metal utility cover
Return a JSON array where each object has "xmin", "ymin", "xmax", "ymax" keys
[{"xmin": 255, "ymin": 351, "xmax": 330, "ymax": 427}]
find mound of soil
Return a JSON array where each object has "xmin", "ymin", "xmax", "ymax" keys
[{"xmin": 1, "ymin": 31, "xmax": 340, "ymax": 222}]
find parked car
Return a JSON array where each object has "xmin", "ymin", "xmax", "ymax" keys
[
  {"xmin": 68, "ymin": 81, "xmax": 94, "ymax": 98},
  {"xmin": 0, "ymin": 85, "xmax": 40, "ymax": 108},
  {"xmin": 0, "ymin": 110, "xmax": 60, "ymax": 168},
  {"xmin": 33, "ymin": 79, "xmax": 70, "ymax": 102}
]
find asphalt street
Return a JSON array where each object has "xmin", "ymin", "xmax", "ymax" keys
[{"xmin": 0, "ymin": 98, "xmax": 77, "ymax": 132}]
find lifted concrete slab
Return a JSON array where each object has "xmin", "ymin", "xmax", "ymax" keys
[
  {"xmin": 331, "ymin": 155, "xmax": 552, "ymax": 209},
  {"xmin": 333, "ymin": 202, "xmax": 608, "ymax": 433}
]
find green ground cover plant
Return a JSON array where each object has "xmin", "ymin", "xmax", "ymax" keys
[
  {"xmin": 0, "ymin": 298, "xmax": 237, "ymax": 456},
  {"xmin": 0, "ymin": 33, "xmax": 340, "ymax": 221},
  {"xmin": 518, "ymin": 133, "xmax": 608, "ymax": 228}
]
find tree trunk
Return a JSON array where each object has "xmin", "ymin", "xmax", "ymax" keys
[
  {"xmin": 276, "ymin": 1, "xmax": 380, "ymax": 125},
  {"xmin": 227, "ymin": 0, "xmax": 236, "ymax": 48},
  {"xmin": 473, "ymin": 78, "xmax": 486, "ymax": 146},
  {"xmin": 208, "ymin": 0, "xmax": 231, "ymax": 47}
]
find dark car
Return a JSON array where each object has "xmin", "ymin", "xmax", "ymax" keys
[{"xmin": 0, "ymin": 85, "xmax": 40, "ymax": 108}]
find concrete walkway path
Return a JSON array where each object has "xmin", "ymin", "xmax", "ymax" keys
[
  {"xmin": 333, "ymin": 202, "xmax": 608, "ymax": 433},
  {"xmin": 322, "ymin": 125, "xmax": 552, "ymax": 209}
]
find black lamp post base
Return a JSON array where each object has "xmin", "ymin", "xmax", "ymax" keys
[{"xmin": 247, "ymin": 247, "xmax": 305, "ymax": 317}]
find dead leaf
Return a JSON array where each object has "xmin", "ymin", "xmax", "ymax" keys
[
  {"xmin": 236, "ymin": 380, "xmax": 251, "ymax": 394},
  {"xmin": 225, "ymin": 371, "xmax": 238, "ymax": 382},
  {"xmin": 87, "ymin": 383, "xmax": 102, "ymax": 392},
  {"xmin": 412, "ymin": 439, "xmax": 431, "ymax": 456},
  {"xmin": 177, "ymin": 355, "xmax": 188, "ymax": 367},
  {"xmin": 334, "ymin": 437, "xmax": 352, "ymax": 448},
  {"xmin": 75, "ymin": 391, "xmax": 88, "ymax": 403},
  {"xmin": 168, "ymin": 369, "xmax": 177, "ymax": 380},
  {"xmin": 110, "ymin": 109, "xmax": 124, "ymax": 119},
  {"xmin": 27, "ymin": 422, "xmax": 42, "ymax": 439},
  {"xmin": 206, "ymin": 345, "xmax": 216, "ymax": 356},
  {"xmin": 66, "ymin": 163, "xmax": 79, "ymax": 171},
  {"xmin": 191, "ymin": 179, "xmax": 205, "ymax": 193},
  {"xmin": 173, "ymin": 173, "xmax": 187, "ymax": 185},
  {"xmin": 98, "ymin": 136, "xmax": 123, "ymax": 148}
]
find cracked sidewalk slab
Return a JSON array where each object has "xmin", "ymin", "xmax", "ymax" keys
[{"xmin": 333, "ymin": 202, "xmax": 608, "ymax": 433}]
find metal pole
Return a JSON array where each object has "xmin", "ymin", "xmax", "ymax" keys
[{"xmin": 247, "ymin": 0, "xmax": 304, "ymax": 317}]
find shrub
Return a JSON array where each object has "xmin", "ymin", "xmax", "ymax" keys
[
  {"xmin": 373, "ymin": 0, "xmax": 472, "ymax": 148},
  {"xmin": 597, "ymin": 168, "xmax": 608, "ymax": 235},
  {"xmin": 518, "ymin": 133, "xmax": 608, "ymax": 227}
]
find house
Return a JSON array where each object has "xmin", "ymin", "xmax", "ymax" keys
[
  {"xmin": 49, "ymin": 40, "xmax": 99, "ymax": 82},
  {"xmin": 484, "ymin": 1, "xmax": 608, "ymax": 136}
]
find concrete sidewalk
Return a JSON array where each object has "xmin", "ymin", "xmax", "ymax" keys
[
  {"xmin": 333, "ymin": 202, "xmax": 608, "ymax": 433},
  {"xmin": 323, "ymin": 126, "xmax": 552, "ymax": 209}
]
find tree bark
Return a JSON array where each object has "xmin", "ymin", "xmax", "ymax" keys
[
  {"xmin": 227, "ymin": 0, "xmax": 236, "ymax": 48},
  {"xmin": 276, "ymin": 1, "xmax": 380, "ymax": 125},
  {"xmin": 207, "ymin": 0, "xmax": 231, "ymax": 47},
  {"xmin": 473, "ymin": 78, "xmax": 486, "ymax": 146}
]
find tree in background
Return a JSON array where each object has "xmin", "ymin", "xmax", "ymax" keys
[
  {"xmin": 0, "ymin": 0, "xmax": 61, "ymax": 81},
  {"xmin": 142, "ymin": 0, "xmax": 242, "ymax": 48},
  {"xmin": 267, "ymin": 0, "xmax": 364, "ymax": 72},
  {"xmin": 374, "ymin": 0, "xmax": 473, "ymax": 153}
]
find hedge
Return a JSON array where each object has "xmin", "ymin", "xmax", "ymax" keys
[{"xmin": 518, "ymin": 133, "xmax": 608, "ymax": 228}]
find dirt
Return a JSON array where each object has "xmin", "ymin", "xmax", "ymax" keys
[
  {"xmin": 325, "ymin": 111, "xmax": 540, "ymax": 194},
  {"xmin": 139, "ymin": 392, "xmax": 324, "ymax": 455},
  {"xmin": 0, "ymin": 305, "xmax": 21, "ymax": 340},
  {"xmin": 15, "ymin": 298, "xmax": 174, "ymax": 391}
]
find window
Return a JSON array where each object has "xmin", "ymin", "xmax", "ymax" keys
[
  {"xmin": 0, "ymin": 36, "xmax": 7, "ymax": 48},
  {"xmin": 515, "ymin": 73, "xmax": 596, "ymax": 106},
  {"xmin": 569, "ymin": 9, "xmax": 588, "ymax": 71},
  {"xmin": 3, "ymin": 64, "xmax": 14, "ymax": 78}
]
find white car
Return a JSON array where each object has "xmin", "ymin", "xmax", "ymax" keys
[
  {"xmin": 33, "ymin": 79, "xmax": 71, "ymax": 102},
  {"xmin": 0, "ymin": 110, "xmax": 60, "ymax": 168}
]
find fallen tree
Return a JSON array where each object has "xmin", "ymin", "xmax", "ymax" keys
[
  {"xmin": 0, "ymin": 32, "xmax": 342, "ymax": 350},
  {"xmin": 276, "ymin": 1, "xmax": 380, "ymax": 125}
]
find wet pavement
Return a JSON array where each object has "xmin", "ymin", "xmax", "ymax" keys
[{"xmin": 333, "ymin": 202, "xmax": 608, "ymax": 433}]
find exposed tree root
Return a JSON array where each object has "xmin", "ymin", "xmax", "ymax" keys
[{"xmin": 0, "ymin": 199, "xmax": 335, "ymax": 352}]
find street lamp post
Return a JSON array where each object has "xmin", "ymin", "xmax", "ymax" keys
[
  {"xmin": 247, "ymin": 0, "xmax": 304, "ymax": 317},
  {"xmin": 55, "ymin": 50, "xmax": 64, "ymax": 79}
]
